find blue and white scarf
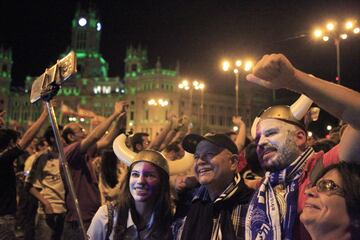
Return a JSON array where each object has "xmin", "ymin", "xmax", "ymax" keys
[{"xmin": 245, "ymin": 148, "xmax": 314, "ymax": 240}]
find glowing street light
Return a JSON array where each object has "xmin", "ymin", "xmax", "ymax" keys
[
  {"xmin": 312, "ymin": 19, "xmax": 359, "ymax": 84},
  {"xmin": 147, "ymin": 98, "xmax": 169, "ymax": 107},
  {"xmin": 222, "ymin": 61, "xmax": 230, "ymax": 71},
  {"xmin": 221, "ymin": 59, "xmax": 253, "ymax": 116}
]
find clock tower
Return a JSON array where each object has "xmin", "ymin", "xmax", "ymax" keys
[{"xmin": 71, "ymin": 4, "xmax": 101, "ymax": 52}]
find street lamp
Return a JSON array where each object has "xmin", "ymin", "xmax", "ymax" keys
[
  {"xmin": 312, "ymin": 19, "xmax": 359, "ymax": 84},
  {"xmin": 222, "ymin": 59, "xmax": 253, "ymax": 116},
  {"xmin": 178, "ymin": 79, "xmax": 206, "ymax": 134},
  {"xmin": 196, "ymin": 82, "xmax": 205, "ymax": 135}
]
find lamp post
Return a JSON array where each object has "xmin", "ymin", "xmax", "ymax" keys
[
  {"xmin": 178, "ymin": 79, "xmax": 205, "ymax": 134},
  {"xmin": 222, "ymin": 59, "xmax": 253, "ymax": 116},
  {"xmin": 195, "ymin": 82, "xmax": 205, "ymax": 135},
  {"xmin": 313, "ymin": 20, "xmax": 359, "ymax": 85}
]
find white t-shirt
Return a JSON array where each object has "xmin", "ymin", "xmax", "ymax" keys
[{"xmin": 87, "ymin": 204, "xmax": 156, "ymax": 240}]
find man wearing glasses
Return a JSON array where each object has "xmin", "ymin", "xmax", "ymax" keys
[{"xmin": 244, "ymin": 54, "xmax": 360, "ymax": 240}]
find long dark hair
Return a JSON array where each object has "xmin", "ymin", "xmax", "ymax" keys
[
  {"xmin": 113, "ymin": 161, "xmax": 172, "ymax": 239},
  {"xmin": 100, "ymin": 150, "xmax": 119, "ymax": 188},
  {"xmin": 315, "ymin": 162, "xmax": 360, "ymax": 239}
]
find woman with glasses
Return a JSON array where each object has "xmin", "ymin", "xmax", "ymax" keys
[{"xmin": 300, "ymin": 162, "xmax": 360, "ymax": 240}]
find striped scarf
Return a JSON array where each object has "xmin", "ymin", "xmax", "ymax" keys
[
  {"xmin": 245, "ymin": 148, "xmax": 314, "ymax": 240},
  {"xmin": 180, "ymin": 173, "xmax": 253, "ymax": 240}
]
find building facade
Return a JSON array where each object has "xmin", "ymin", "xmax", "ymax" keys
[
  {"xmin": 3, "ymin": 3, "xmax": 272, "ymax": 138},
  {"xmin": 5, "ymin": 5, "xmax": 123, "ymax": 131},
  {"xmin": 123, "ymin": 45, "xmax": 272, "ymax": 139}
]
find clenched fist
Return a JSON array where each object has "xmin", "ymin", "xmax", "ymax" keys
[{"xmin": 246, "ymin": 54, "xmax": 297, "ymax": 90}]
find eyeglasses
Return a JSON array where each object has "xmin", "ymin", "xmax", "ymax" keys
[{"xmin": 307, "ymin": 179, "xmax": 344, "ymax": 197}]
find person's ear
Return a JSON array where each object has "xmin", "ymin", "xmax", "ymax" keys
[
  {"xmin": 295, "ymin": 129, "xmax": 307, "ymax": 148},
  {"xmin": 229, "ymin": 154, "xmax": 239, "ymax": 172},
  {"xmin": 68, "ymin": 132, "xmax": 76, "ymax": 142}
]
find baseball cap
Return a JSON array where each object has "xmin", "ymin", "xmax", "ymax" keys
[{"xmin": 182, "ymin": 133, "xmax": 238, "ymax": 154}]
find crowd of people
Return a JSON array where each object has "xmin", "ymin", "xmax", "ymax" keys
[{"xmin": 1, "ymin": 53, "xmax": 360, "ymax": 240}]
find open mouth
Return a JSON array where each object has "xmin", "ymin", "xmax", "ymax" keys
[
  {"xmin": 134, "ymin": 187, "xmax": 150, "ymax": 196},
  {"xmin": 134, "ymin": 186, "xmax": 148, "ymax": 191},
  {"xmin": 304, "ymin": 202, "xmax": 320, "ymax": 210},
  {"xmin": 261, "ymin": 147, "xmax": 277, "ymax": 160},
  {"xmin": 197, "ymin": 166, "xmax": 213, "ymax": 176}
]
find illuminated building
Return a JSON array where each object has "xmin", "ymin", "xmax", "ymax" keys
[
  {"xmin": 123, "ymin": 45, "xmax": 271, "ymax": 138},
  {"xmin": 5, "ymin": 5, "xmax": 123, "ymax": 130},
  {"xmin": 2, "ymin": 4, "xmax": 271, "ymax": 137}
]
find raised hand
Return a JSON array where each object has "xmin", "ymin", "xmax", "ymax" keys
[
  {"xmin": 246, "ymin": 54, "xmax": 297, "ymax": 90},
  {"xmin": 232, "ymin": 116, "xmax": 245, "ymax": 127},
  {"xmin": 114, "ymin": 101, "xmax": 128, "ymax": 115}
]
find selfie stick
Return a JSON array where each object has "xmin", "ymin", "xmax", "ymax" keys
[{"xmin": 30, "ymin": 52, "xmax": 87, "ymax": 239}]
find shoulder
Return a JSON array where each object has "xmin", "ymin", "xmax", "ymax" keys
[
  {"xmin": 94, "ymin": 204, "xmax": 110, "ymax": 222},
  {"xmin": 87, "ymin": 205, "xmax": 109, "ymax": 240}
]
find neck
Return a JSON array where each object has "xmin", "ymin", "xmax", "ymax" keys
[
  {"xmin": 309, "ymin": 226, "xmax": 351, "ymax": 240},
  {"xmin": 206, "ymin": 174, "xmax": 234, "ymax": 201},
  {"xmin": 134, "ymin": 201, "xmax": 154, "ymax": 228}
]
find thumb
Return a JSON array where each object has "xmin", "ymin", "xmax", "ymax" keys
[{"xmin": 246, "ymin": 73, "xmax": 273, "ymax": 89}]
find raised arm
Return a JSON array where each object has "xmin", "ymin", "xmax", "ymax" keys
[
  {"xmin": 79, "ymin": 102, "xmax": 125, "ymax": 153},
  {"xmin": 148, "ymin": 114, "xmax": 176, "ymax": 151},
  {"xmin": 158, "ymin": 114, "xmax": 187, "ymax": 151},
  {"xmin": 168, "ymin": 116, "xmax": 192, "ymax": 145},
  {"xmin": 96, "ymin": 103, "xmax": 127, "ymax": 150},
  {"xmin": 247, "ymin": 53, "xmax": 360, "ymax": 162},
  {"xmin": 18, "ymin": 106, "xmax": 48, "ymax": 150},
  {"xmin": 232, "ymin": 116, "xmax": 246, "ymax": 152}
]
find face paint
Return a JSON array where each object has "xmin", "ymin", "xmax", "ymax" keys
[
  {"xmin": 129, "ymin": 161, "xmax": 161, "ymax": 202},
  {"xmin": 256, "ymin": 119, "xmax": 303, "ymax": 171}
]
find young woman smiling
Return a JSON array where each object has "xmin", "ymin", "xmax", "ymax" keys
[{"xmin": 87, "ymin": 150, "xmax": 172, "ymax": 240}]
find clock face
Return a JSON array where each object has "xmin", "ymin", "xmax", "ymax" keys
[
  {"xmin": 97, "ymin": 22, "xmax": 102, "ymax": 31},
  {"xmin": 78, "ymin": 18, "xmax": 87, "ymax": 27}
]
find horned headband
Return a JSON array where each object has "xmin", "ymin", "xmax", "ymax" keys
[
  {"xmin": 251, "ymin": 94, "xmax": 313, "ymax": 139},
  {"xmin": 113, "ymin": 134, "xmax": 194, "ymax": 176}
]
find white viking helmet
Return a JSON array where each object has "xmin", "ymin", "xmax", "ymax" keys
[
  {"xmin": 251, "ymin": 94, "xmax": 313, "ymax": 139},
  {"xmin": 113, "ymin": 134, "xmax": 194, "ymax": 175}
]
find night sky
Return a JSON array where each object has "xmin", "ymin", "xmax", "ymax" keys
[{"xmin": 1, "ymin": 0, "xmax": 360, "ymax": 136}]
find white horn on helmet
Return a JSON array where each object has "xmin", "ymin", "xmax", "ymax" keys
[
  {"xmin": 168, "ymin": 151, "xmax": 195, "ymax": 175},
  {"xmin": 113, "ymin": 134, "xmax": 136, "ymax": 166},
  {"xmin": 290, "ymin": 94, "xmax": 313, "ymax": 120}
]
